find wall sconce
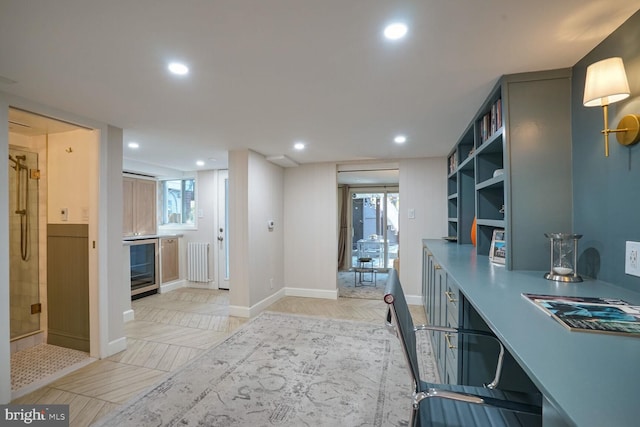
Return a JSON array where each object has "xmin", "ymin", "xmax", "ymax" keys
[{"xmin": 583, "ymin": 57, "xmax": 640, "ymax": 156}]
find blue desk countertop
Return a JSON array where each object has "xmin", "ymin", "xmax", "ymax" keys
[{"xmin": 423, "ymin": 239, "xmax": 640, "ymax": 427}]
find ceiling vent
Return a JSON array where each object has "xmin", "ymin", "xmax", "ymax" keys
[{"xmin": 266, "ymin": 155, "xmax": 299, "ymax": 168}]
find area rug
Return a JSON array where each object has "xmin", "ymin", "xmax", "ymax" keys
[
  {"xmin": 93, "ymin": 311, "xmax": 438, "ymax": 427},
  {"xmin": 338, "ymin": 271, "xmax": 387, "ymax": 300}
]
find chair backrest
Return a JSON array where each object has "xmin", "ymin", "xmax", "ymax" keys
[{"xmin": 384, "ymin": 269, "xmax": 421, "ymax": 391}]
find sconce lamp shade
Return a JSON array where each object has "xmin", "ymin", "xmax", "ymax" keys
[{"xmin": 583, "ymin": 57, "xmax": 630, "ymax": 107}]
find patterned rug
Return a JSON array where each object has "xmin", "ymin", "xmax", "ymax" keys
[
  {"xmin": 338, "ymin": 271, "xmax": 387, "ymax": 300},
  {"xmin": 93, "ymin": 311, "xmax": 438, "ymax": 427}
]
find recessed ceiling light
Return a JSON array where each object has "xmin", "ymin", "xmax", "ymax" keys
[
  {"xmin": 384, "ymin": 23, "xmax": 408, "ymax": 40},
  {"xmin": 128, "ymin": 142, "xmax": 139, "ymax": 149},
  {"xmin": 394, "ymin": 135, "xmax": 407, "ymax": 144},
  {"xmin": 168, "ymin": 62, "xmax": 189, "ymax": 75},
  {"xmin": 196, "ymin": 160, "xmax": 205, "ymax": 167},
  {"xmin": 294, "ymin": 142, "xmax": 305, "ymax": 150}
]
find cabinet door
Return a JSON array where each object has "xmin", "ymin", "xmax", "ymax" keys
[
  {"xmin": 134, "ymin": 179, "xmax": 157, "ymax": 236},
  {"xmin": 161, "ymin": 238, "xmax": 179, "ymax": 282},
  {"xmin": 123, "ymin": 178, "xmax": 135, "ymax": 237}
]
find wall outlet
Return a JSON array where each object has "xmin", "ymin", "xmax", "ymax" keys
[{"xmin": 625, "ymin": 241, "xmax": 640, "ymax": 277}]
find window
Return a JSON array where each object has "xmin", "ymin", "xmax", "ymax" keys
[{"xmin": 159, "ymin": 178, "xmax": 196, "ymax": 227}]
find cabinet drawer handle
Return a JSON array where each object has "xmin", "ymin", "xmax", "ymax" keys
[
  {"xmin": 434, "ymin": 264, "xmax": 442, "ymax": 270},
  {"xmin": 445, "ymin": 291, "xmax": 457, "ymax": 303},
  {"xmin": 445, "ymin": 333, "xmax": 457, "ymax": 350}
]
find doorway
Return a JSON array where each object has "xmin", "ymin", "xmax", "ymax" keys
[
  {"xmin": 350, "ymin": 189, "xmax": 399, "ymax": 270},
  {"xmin": 7, "ymin": 107, "xmax": 97, "ymax": 395},
  {"xmin": 216, "ymin": 170, "xmax": 230, "ymax": 289},
  {"xmin": 336, "ymin": 166, "xmax": 399, "ymax": 300}
]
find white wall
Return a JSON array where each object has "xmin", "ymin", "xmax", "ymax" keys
[
  {"xmin": 398, "ymin": 157, "xmax": 447, "ymax": 296},
  {"xmin": 0, "ymin": 101, "xmax": 10, "ymax": 403},
  {"xmin": 103, "ymin": 125, "xmax": 124, "ymax": 350},
  {"xmin": 248, "ymin": 151, "xmax": 284, "ymax": 305},
  {"xmin": 48, "ymin": 130, "xmax": 97, "ymax": 223},
  {"xmin": 284, "ymin": 163, "xmax": 338, "ymax": 297}
]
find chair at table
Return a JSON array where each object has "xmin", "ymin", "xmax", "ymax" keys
[
  {"xmin": 354, "ymin": 256, "xmax": 376, "ymax": 286},
  {"xmin": 383, "ymin": 269, "xmax": 542, "ymax": 427}
]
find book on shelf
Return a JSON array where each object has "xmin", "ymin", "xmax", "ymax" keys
[
  {"xmin": 449, "ymin": 151, "xmax": 457, "ymax": 173},
  {"xmin": 495, "ymin": 98, "xmax": 502, "ymax": 129},
  {"xmin": 522, "ymin": 293, "xmax": 640, "ymax": 336},
  {"xmin": 478, "ymin": 99, "xmax": 502, "ymax": 144}
]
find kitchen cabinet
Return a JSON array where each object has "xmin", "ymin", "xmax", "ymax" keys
[
  {"xmin": 161, "ymin": 237, "xmax": 179, "ymax": 283},
  {"xmin": 123, "ymin": 176, "xmax": 157, "ymax": 237}
]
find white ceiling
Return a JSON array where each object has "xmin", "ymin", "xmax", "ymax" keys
[{"xmin": 1, "ymin": 1, "xmax": 639, "ymax": 173}]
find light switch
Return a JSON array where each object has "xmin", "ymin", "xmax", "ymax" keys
[
  {"xmin": 408, "ymin": 208, "xmax": 415, "ymax": 219},
  {"xmin": 60, "ymin": 208, "xmax": 68, "ymax": 221}
]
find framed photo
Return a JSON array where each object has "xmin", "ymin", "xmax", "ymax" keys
[{"xmin": 489, "ymin": 229, "xmax": 506, "ymax": 264}]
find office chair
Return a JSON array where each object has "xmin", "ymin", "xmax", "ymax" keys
[{"xmin": 384, "ymin": 269, "xmax": 542, "ymax": 427}]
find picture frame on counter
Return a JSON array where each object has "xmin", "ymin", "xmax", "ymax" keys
[{"xmin": 489, "ymin": 229, "xmax": 506, "ymax": 264}]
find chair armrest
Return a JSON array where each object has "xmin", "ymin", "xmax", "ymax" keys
[{"xmin": 413, "ymin": 324, "xmax": 505, "ymax": 389}]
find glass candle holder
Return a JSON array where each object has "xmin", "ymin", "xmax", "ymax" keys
[{"xmin": 544, "ymin": 233, "xmax": 583, "ymax": 282}]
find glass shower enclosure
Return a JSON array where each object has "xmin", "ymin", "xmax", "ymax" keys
[{"xmin": 8, "ymin": 146, "xmax": 40, "ymax": 339}]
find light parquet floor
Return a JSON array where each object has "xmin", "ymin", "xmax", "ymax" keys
[{"xmin": 12, "ymin": 286, "xmax": 425, "ymax": 426}]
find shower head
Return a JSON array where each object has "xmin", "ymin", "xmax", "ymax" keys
[
  {"xmin": 9, "ymin": 154, "xmax": 28, "ymax": 170},
  {"xmin": 8, "ymin": 154, "xmax": 18, "ymax": 170}
]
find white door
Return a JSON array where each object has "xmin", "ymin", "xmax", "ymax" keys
[{"xmin": 217, "ymin": 170, "xmax": 230, "ymax": 289}]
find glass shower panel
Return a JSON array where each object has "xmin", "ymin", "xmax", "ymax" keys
[{"xmin": 8, "ymin": 147, "xmax": 40, "ymax": 339}]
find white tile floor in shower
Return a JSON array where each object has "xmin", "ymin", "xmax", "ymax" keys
[{"xmin": 11, "ymin": 343, "xmax": 94, "ymax": 399}]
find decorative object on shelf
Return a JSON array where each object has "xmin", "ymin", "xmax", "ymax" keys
[
  {"xmin": 583, "ymin": 57, "xmax": 640, "ymax": 157},
  {"xmin": 470, "ymin": 216, "xmax": 477, "ymax": 247},
  {"xmin": 493, "ymin": 168, "xmax": 504, "ymax": 178},
  {"xmin": 489, "ymin": 229, "xmax": 505, "ymax": 264},
  {"xmin": 543, "ymin": 233, "xmax": 583, "ymax": 282}
]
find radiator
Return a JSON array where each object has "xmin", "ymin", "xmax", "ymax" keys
[{"xmin": 187, "ymin": 242, "xmax": 210, "ymax": 282}]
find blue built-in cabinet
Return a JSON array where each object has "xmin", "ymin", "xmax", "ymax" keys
[{"xmin": 447, "ymin": 68, "xmax": 573, "ymax": 271}]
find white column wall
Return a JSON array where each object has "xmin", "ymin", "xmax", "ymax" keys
[
  {"xmin": 398, "ymin": 157, "xmax": 447, "ymax": 296},
  {"xmin": 284, "ymin": 163, "xmax": 338, "ymax": 297},
  {"xmin": 228, "ymin": 149, "xmax": 285, "ymax": 316},
  {"xmin": 0, "ymin": 100, "xmax": 10, "ymax": 403}
]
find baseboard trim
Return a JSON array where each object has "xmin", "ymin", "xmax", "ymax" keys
[
  {"xmin": 229, "ymin": 287, "xmax": 343, "ymax": 318},
  {"xmin": 284, "ymin": 287, "xmax": 338, "ymax": 300},
  {"xmin": 123, "ymin": 309, "xmax": 135, "ymax": 323},
  {"xmin": 186, "ymin": 280, "xmax": 217, "ymax": 290},
  {"xmin": 161, "ymin": 279, "xmax": 186, "ymax": 293},
  {"xmin": 406, "ymin": 294, "xmax": 422, "ymax": 306},
  {"xmin": 229, "ymin": 288, "xmax": 287, "ymax": 318},
  {"xmin": 106, "ymin": 336, "xmax": 127, "ymax": 357}
]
